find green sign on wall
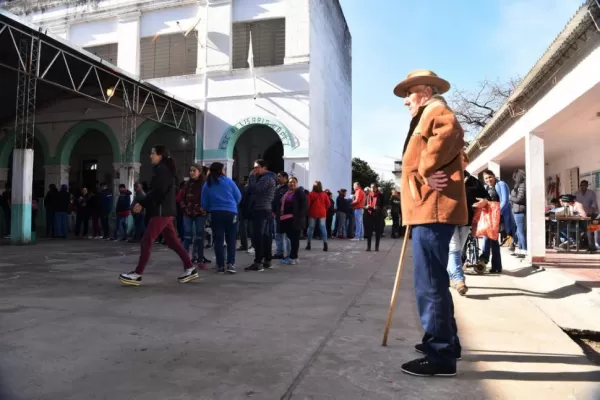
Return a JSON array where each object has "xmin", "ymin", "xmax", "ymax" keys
[{"xmin": 218, "ymin": 117, "xmax": 299, "ymax": 150}]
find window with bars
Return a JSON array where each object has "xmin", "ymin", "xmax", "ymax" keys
[
  {"xmin": 84, "ymin": 43, "xmax": 118, "ymax": 65},
  {"xmin": 232, "ymin": 18, "xmax": 286, "ymax": 70},
  {"xmin": 140, "ymin": 33, "xmax": 198, "ymax": 79}
]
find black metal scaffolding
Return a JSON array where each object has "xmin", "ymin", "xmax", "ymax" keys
[{"xmin": 0, "ymin": 10, "xmax": 198, "ymax": 164}]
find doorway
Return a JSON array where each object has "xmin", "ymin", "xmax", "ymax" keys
[{"xmin": 233, "ymin": 125, "xmax": 283, "ymax": 183}]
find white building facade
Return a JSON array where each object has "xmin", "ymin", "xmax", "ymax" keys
[
  {"xmin": 466, "ymin": 0, "xmax": 600, "ymax": 263},
  {"xmin": 8, "ymin": 0, "xmax": 352, "ymax": 190}
]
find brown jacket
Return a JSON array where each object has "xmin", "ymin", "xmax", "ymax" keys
[{"xmin": 400, "ymin": 96, "xmax": 468, "ymax": 226}]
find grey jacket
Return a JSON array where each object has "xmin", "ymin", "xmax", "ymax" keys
[
  {"xmin": 248, "ymin": 171, "xmax": 277, "ymax": 212},
  {"xmin": 510, "ymin": 169, "xmax": 526, "ymax": 214}
]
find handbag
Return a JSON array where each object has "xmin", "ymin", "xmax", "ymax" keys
[{"xmin": 472, "ymin": 202, "xmax": 501, "ymax": 241}]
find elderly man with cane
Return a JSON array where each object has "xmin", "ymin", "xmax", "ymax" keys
[{"xmin": 393, "ymin": 70, "xmax": 468, "ymax": 377}]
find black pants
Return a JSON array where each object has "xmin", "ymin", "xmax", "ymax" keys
[
  {"xmin": 75, "ymin": 212, "xmax": 89, "ymax": 236},
  {"xmin": 46, "ymin": 209, "xmax": 55, "ymax": 236},
  {"xmin": 101, "ymin": 214, "xmax": 110, "ymax": 237},
  {"xmin": 281, "ymin": 219, "xmax": 301, "ymax": 259},
  {"xmin": 365, "ymin": 212, "xmax": 384, "ymax": 249},
  {"xmin": 238, "ymin": 215, "xmax": 252, "ymax": 249},
  {"xmin": 326, "ymin": 213, "xmax": 333, "ymax": 238},
  {"xmin": 391, "ymin": 212, "xmax": 400, "ymax": 237},
  {"xmin": 252, "ymin": 210, "xmax": 273, "ymax": 264}
]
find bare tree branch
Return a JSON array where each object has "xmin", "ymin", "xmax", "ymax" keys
[{"xmin": 449, "ymin": 76, "xmax": 522, "ymax": 140}]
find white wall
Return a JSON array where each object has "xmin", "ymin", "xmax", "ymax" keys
[
  {"xmin": 545, "ymin": 145, "xmax": 600, "ymax": 196},
  {"xmin": 69, "ymin": 19, "xmax": 119, "ymax": 47},
  {"xmin": 309, "ymin": 0, "xmax": 352, "ymax": 192},
  {"xmin": 140, "ymin": 4, "xmax": 201, "ymax": 38},
  {"xmin": 233, "ymin": 0, "xmax": 285, "ymax": 22}
]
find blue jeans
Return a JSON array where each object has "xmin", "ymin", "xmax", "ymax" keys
[
  {"xmin": 412, "ymin": 223, "xmax": 460, "ymax": 365},
  {"xmin": 54, "ymin": 212, "xmax": 68, "ymax": 238},
  {"xmin": 514, "ymin": 213, "xmax": 527, "ymax": 251},
  {"xmin": 114, "ymin": 214, "xmax": 128, "ymax": 239},
  {"xmin": 354, "ymin": 209, "xmax": 364, "ymax": 239},
  {"xmin": 211, "ymin": 211, "xmax": 238, "ymax": 269},
  {"xmin": 447, "ymin": 226, "xmax": 470, "ymax": 284},
  {"xmin": 182, "ymin": 215, "xmax": 205, "ymax": 261},
  {"xmin": 481, "ymin": 237, "xmax": 502, "ymax": 271},
  {"xmin": 307, "ymin": 217, "xmax": 328, "ymax": 244},
  {"xmin": 133, "ymin": 213, "xmax": 146, "ymax": 240},
  {"xmin": 275, "ymin": 231, "xmax": 291, "ymax": 256}
]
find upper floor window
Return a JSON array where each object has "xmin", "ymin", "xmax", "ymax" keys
[
  {"xmin": 232, "ymin": 18, "xmax": 285, "ymax": 70},
  {"xmin": 140, "ymin": 33, "xmax": 198, "ymax": 79},
  {"xmin": 84, "ymin": 43, "xmax": 118, "ymax": 65}
]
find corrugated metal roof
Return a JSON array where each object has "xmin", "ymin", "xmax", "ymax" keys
[{"xmin": 466, "ymin": 0, "xmax": 599, "ymax": 158}]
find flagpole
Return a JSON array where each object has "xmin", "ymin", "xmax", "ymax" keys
[{"xmin": 248, "ymin": 31, "xmax": 257, "ymax": 100}]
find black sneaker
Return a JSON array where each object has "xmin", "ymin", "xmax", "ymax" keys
[
  {"xmin": 415, "ymin": 344, "xmax": 461, "ymax": 360},
  {"xmin": 202, "ymin": 257, "xmax": 212, "ymax": 264},
  {"xmin": 305, "ymin": 243, "xmax": 311, "ymax": 250},
  {"xmin": 216, "ymin": 266, "xmax": 225, "ymax": 274},
  {"xmin": 263, "ymin": 262, "xmax": 274, "ymax": 270},
  {"xmin": 177, "ymin": 268, "xmax": 200, "ymax": 283},
  {"xmin": 191, "ymin": 257, "xmax": 199, "ymax": 265},
  {"xmin": 401, "ymin": 357, "xmax": 456, "ymax": 377},
  {"xmin": 244, "ymin": 263, "xmax": 264, "ymax": 272},
  {"xmin": 323, "ymin": 243, "xmax": 328, "ymax": 252}
]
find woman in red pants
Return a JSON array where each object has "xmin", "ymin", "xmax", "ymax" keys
[{"xmin": 119, "ymin": 145, "xmax": 197, "ymax": 286}]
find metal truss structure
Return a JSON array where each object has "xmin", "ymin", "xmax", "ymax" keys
[
  {"xmin": 13, "ymin": 35, "xmax": 38, "ymax": 150},
  {"xmin": 0, "ymin": 13, "xmax": 197, "ymax": 163}
]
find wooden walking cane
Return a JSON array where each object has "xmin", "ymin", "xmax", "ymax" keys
[{"xmin": 382, "ymin": 225, "xmax": 411, "ymax": 346}]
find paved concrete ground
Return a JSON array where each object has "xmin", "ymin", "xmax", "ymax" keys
[{"xmin": 1, "ymin": 236, "xmax": 599, "ymax": 400}]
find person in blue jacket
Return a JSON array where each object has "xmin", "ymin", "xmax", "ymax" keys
[
  {"xmin": 201, "ymin": 162, "xmax": 242, "ymax": 274},
  {"xmin": 479, "ymin": 169, "xmax": 512, "ymax": 273}
]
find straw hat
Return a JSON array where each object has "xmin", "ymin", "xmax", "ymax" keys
[{"xmin": 393, "ymin": 69, "xmax": 451, "ymax": 98}]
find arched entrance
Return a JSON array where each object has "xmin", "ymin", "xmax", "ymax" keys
[
  {"xmin": 232, "ymin": 125, "xmax": 284, "ymax": 183},
  {"xmin": 68, "ymin": 129, "xmax": 116, "ymax": 192}
]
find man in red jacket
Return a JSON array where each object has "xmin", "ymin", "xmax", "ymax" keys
[{"xmin": 350, "ymin": 182, "xmax": 366, "ymax": 241}]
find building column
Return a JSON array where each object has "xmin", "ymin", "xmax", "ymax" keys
[
  {"xmin": 224, "ymin": 158, "xmax": 234, "ymax": 178},
  {"xmin": 117, "ymin": 12, "xmax": 141, "ymax": 76},
  {"xmin": 114, "ymin": 162, "xmax": 141, "ymax": 194},
  {"xmin": 0, "ymin": 167, "xmax": 8, "ymax": 193},
  {"xmin": 206, "ymin": 0, "xmax": 232, "ymax": 72},
  {"xmin": 44, "ymin": 164, "xmax": 70, "ymax": 189},
  {"xmin": 284, "ymin": 0, "xmax": 310, "ymax": 64},
  {"xmin": 10, "ymin": 149, "xmax": 34, "ymax": 244},
  {"xmin": 525, "ymin": 133, "xmax": 546, "ymax": 264},
  {"xmin": 487, "ymin": 161, "xmax": 501, "ymax": 179}
]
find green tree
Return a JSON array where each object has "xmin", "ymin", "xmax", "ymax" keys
[{"xmin": 351, "ymin": 158, "xmax": 379, "ymax": 190}]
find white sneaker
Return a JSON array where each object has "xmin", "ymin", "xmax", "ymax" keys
[
  {"xmin": 177, "ymin": 268, "xmax": 199, "ymax": 283},
  {"xmin": 350, "ymin": 238, "xmax": 360, "ymax": 241},
  {"xmin": 119, "ymin": 271, "xmax": 142, "ymax": 286},
  {"xmin": 247, "ymin": 248, "xmax": 255, "ymax": 254}
]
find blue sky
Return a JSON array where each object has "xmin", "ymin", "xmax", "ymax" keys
[{"xmin": 339, "ymin": 0, "xmax": 584, "ymax": 180}]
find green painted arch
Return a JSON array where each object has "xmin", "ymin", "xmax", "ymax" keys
[
  {"xmin": 55, "ymin": 120, "xmax": 121, "ymax": 165},
  {"xmin": 0, "ymin": 129, "xmax": 52, "ymax": 169},
  {"xmin": 218, "ymin": 116, "xmax": 300, "ymax": 160},
  {"xmin": 130, "ymin": 120, "xmax": 163, "ymax": 163}
]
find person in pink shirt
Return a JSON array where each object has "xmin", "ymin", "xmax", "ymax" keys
[{"xmin": 350, "ymin": 182, "xmax": 366, "ymax": 241}]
